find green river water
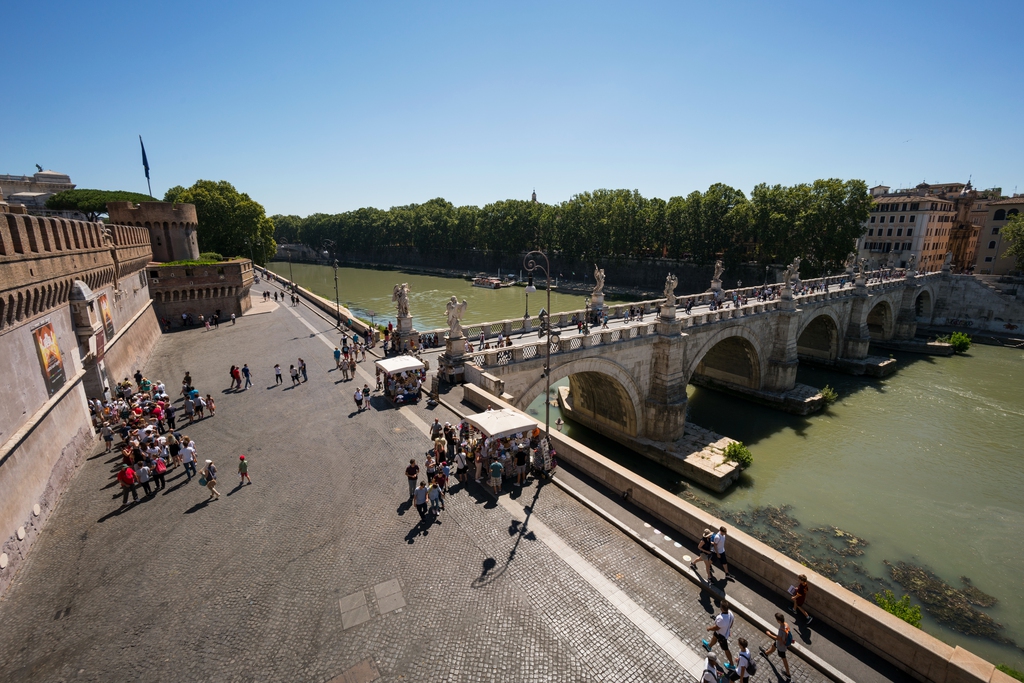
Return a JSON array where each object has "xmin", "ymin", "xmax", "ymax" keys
[{"xmin": 269, "ymin": 262, "xmax": 1024, "ymax": 669}]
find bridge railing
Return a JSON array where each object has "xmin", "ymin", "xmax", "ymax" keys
[{"xmin": 472, "ymin": 319, "xmax": 661, "ymax": 367}]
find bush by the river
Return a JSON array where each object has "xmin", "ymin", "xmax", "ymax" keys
[
  {"xmin": 724, "ymin": 441, "xmax": 753, "ymax": 469},
  {"xmin": 874, "ymin": 590, "xmax": 922, "ymax": 628},
  {"xmin": 821, "ymin": 385, "xmax": 838, "ymax": 404}
]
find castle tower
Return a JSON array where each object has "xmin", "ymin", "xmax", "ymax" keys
[
  {"xmin": 106, "ymin": 202, "xmax": 199, "ymax": 262},
  {"xmin": 531, "ymin": 189, "xmax": 537, "ymax": 204}
]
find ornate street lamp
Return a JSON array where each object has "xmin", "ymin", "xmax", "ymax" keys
[{"xmin": 524, "ymin": 250, "xmax": 552, "ymax": 447}]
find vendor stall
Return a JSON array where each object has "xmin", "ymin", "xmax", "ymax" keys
[
  {"xmin": 461, "ymin": 408, "xmax": 556, "ymax": 489},
  {"xmin": 375, "ymin": 356, "xmax": 426, "ymax": 406}
]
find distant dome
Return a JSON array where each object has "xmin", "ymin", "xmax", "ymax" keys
[{"xmin": 69, "ymin": 280, "xmax": 94, "ymax": 301}]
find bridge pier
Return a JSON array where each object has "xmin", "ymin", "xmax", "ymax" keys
[{"xmin": 644, "ymin": 318, "xmax": 688, "ymax": 442}]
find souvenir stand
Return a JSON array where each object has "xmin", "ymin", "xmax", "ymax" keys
[
  {"xmin": 375, "ymin": 356, "xmax": 426, "ymax": 406},
  {"xmin": 463, "ymin": 408, "xmax": 555, "ymax": 484}
]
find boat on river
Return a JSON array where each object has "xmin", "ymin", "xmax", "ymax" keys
[{"xmin": 472, "ymin": 277, "xmax": 503, "ymax": 289}]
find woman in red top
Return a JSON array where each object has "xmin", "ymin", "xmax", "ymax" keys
[{"xmin": 792, "ymin": 574, "xmax": 812, "ymax": 624}]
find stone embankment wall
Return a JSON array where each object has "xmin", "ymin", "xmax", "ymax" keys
[
  {"xmin": 0, "ymin": 213, "xmax": 159, "ymax": 598},
  {"xmin": 928, "ymin": 274, "xmax": 1024, "ymax": 333},
  {"xmin": 461, "ymin": 383, "xmax": 1013, "ymax": 683},
  {"xmin": 259, "ymin": 268, "xmax": 378, "ymax": 341}
]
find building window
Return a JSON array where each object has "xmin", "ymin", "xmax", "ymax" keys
[
  {"xmin": 906, "ymin": 229, "xmax": 913, "ymax": 237},
  {"xmin": 149, "ymin": 270, "xmax": 159, "ymax": 279},
  {"xmin": 899, "ymin": 216, "xmax": 905, "ymax": 223},
  {"xmin": 870, "ymin": 217, "xmax": 876, "ymax": 224},
  {"xmin": 868, "ymin": 229, "xmax": 874, "ymax": 236},
  {"xmin": 910, "ymin": 203, "xmax": 920, "ymax": 211},
  {"xmin": 992, "ymin": 227, "xmax": 999, "ymax": 235},
  {"xmin": 889, "ymin": 216, "xmax": 895, "ymax": 223},
  {"xmin": 185, "ymin": 268, "xmax": 194, "ymax": 277},
  {"xmin": 904, "ymin": 242, "xmax": 911, "ymax": 250},
  {"xmin": 902, "ymin": 203, "xmax": 908, "ymax": 211},
  {"xmin": 910, "ymin": 215, "xmax": 915, "ymax": 223},
  {"xmin": 988, "ymin": 241, "xmax": 997, "ymax": 249},
  {"xmin": 897, "ymin": 228, "xmax": 903, "ymax": 236},
  {"xmin": 887, "ymin": 228, "xmax": 893, "ymax": 236},
  {"xmin": 1009, "ymin": 209, "xmax": 1020, "ymax": 217},
  {"xmin": 985, "ymin": 256, "xmax": 993, "ymax": 262}
]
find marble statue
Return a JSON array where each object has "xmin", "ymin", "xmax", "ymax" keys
[
  {"xmin": 943, "ymin": 251, "xmax": 953, "ymax": 266},
  {"xmin": 782, "ymin": 257, "xmax": 801, "ymax": 287},
  {"xmin": 446, "ymin": 296, "xmax": 468, "ymax": 338},
  {"xmin": 907, "ymin": 254, "xmax": 917, "ymax": 271},
  {"xmin": 712, "ymin": 259, "xmax": 724, "ymax": 282},
  {"xmin": 844, "ymin": 253, "xmax": 856, "ymax": 270},
  {"xmin": 663, "ymin": 273, "xmax": 678, "ymax": 307},
  {"xmin": 592, "ymin": 264, "xmax": 605, "ymax": 296},
  {"xmin": 392, "ymin": 283, "xmax": 410, "ymax": 318}
]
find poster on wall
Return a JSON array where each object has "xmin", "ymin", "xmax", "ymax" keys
[
  {"xmin": 33, "ymin": 321, "xmax": 67, "ymax": 397},
  {"xmin": 98, "ymin": 293, "xmax": 116, "ymax": 338}
]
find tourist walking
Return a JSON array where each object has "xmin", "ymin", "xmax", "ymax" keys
[
  {"xmin": 691, "ymin": 529, "xmax": 715, "ymax": 581},
  {"xmin": 702, "ymin": 599, "xmax": 736, "ymax": 669},
  {"xmin": 428, "ymin": 481, "xmax": 444, "ymax": 515},
  {"xmin": 152, "ymin": 455, "xmax": 168, "ymax": 491},
  {"xmin": 334, "ymin": 347, "xmax": 342, "ymax": 370},
  {"xmin": 101, "ymin": 422, "xmax": 114, "ymax": 452},
  {"xmin": 454, "ymin": 449, "xmax": 468, "ymax": 486},
  {"xmin": 515, "ymin": 448, "xmax": 528, "ymax": 487},
  {"xmin": 274, "ymin": 364, "xmax": 283, "ymax": 385},
  {"xmin": 405, "ymin": 459, "xmax": 420, "ymax": 500},
  {"xmin": 760, "ymin": 612, "xmax": 793, "ymax": 680},
  {"xmin": 736, "ymin": 638, "xmax": 754, "ymax": 681},
  {"xmin": 238, "ymin": 455, "xmax": 252, "ymax": 485},
  {"xmin": 289, "ymin": 365, "xmax": 300, "ymax": 386},
  {"xmin": 184, "ymin": 396, "xmax": 196, "ymax": 425},
  {"xmin": 791, "ymin": 574, "xmax": 812, "ymax": 623},
  {"xmin": 341, "ymin": 359, "xmax": 350, "ymax": 381},
  {"xmin": 205, "ymin": 394, "xmax": 216, "ymax": 416},
  {"xmin": 202, "ymin": 459, "xmax": 220, "ymax": 499},
  {"xmin": 242, "ymin": 363, "xmax": 253, "ymax": 389},
  {"xmin": 117, "ymin": 464, "xmax": 139, "ymax": 506},
  {"xmin": 181, "ymin": 436, "xmax": 198, "ymax": 480},
  {"xmin": 413, "ymin": 481, "xmax": 429, "ymax": 519},
  {"xmin": 700, "ymin": 653, "xmax": 725, "ymax": 683},
  {"xmin": 353, "ymin": 387, "xmax": 364, "ymax": 412},
  {"xmin": 165, "ymin": 403, "xmax": 177, "ymax": 430},
  {"xmin": 167, "ymin": 432, "xmax": 181, "ymax": 467},
  {"xmin": 712, "ymin": 526, "xmax": 733, "ymax": 579},
  {"xmin": 299, "ymin": 358, "xmax": 307, "ymax": 382}
]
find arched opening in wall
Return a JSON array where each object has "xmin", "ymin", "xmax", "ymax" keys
[
  {"xmin": 173, "ymin": 291, "xmax": 180, "ymax": 302},
  {"xmin": 866, "ymin": 301, "xmax": 894, "ymax": 340},
  {"xmin": 915, "ymin": 291, "xmax": 933, "ymax": 319},
  {"xmin": 565, "ymin": 371, "xmax": 639, "ymax": 438},
  {"xmin": 7, "ymin": 294, "xmax": 15, "ymax": 325},
  {"xmin": 691, "ymin": 336, "xmax": 761, "ymax": 390},
  {"xmin": 797, "ymin": 315, "xmax": 839, "ymax": 362},
  {"xmin": 16, "ymin": 291, "xmax": 25, "ymax": 321},
  {"xmin": 153, "ymin": 292, "xmax": 162, "ymax": 303},
  {"xmin": 0, "ymin": 298, "xmax": 5, "ymax": 328}
]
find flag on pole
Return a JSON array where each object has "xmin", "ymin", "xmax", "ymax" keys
[{"xmin": 139, "ymin": 135, "xmax": 153, "ymax": 197}]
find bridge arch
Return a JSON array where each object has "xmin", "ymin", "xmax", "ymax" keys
[
  {"xmin": 796, "ymin": 311, "xmax": 842, "ymax": 362},
  {"xmin": 915, "ymin": 289, "xmax": 933, "ymax": 319},
  {"xmin": 685, "ymin": 326, "xmax": 765, "ymax": 390},
  {"xmin": 866, "ymin": 300, "xmax": 895, "ymax": 340},
  {"xmin": 514, "ymin": 357, "xmax": 642, "ymax": 438}
]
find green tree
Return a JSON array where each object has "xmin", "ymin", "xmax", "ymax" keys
[
  {"xmin": 271, "ymin": 214, "xmax": 302, "ymax": 244},
  {"xmin": 164, "ymin": 181, "xmax": 276, "ymax": 265},
  {"xmin": 798, "ymin": 179, "xmax": 872, "ymax": 272},
  {"xmin": 45, "ymin": 189, "xmax": 155, "ymax": 221},
  {"xmin": 1002, "ymin": 211, "xmax": 1024, "ymax": 270}
]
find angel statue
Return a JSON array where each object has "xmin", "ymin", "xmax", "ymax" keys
[
  {"xmin": 907, "ymin": 254, "xmax": 917, "ymax": 271},
  {"xmin": 392, "ymin": 283, "xmax": 410, "ymax": 318},
  {"xmin": 663, "ymin": 273, "xmax": 679, "ymax": 307},
  {"xmin": 712, "ymin": 259, "xmax": 724, "ymax": 282},
  {"xmin": 446, "ymin": 296, "xmax": 468, "ymax": 338},
  {"xmin": 943, "ymin": 251, "xmax": 953, "ymax": 266},
  {"xmin": 592, "ymin": 264, "xmax": 605, "ymax": 296},
  {"xmin": 844, "ymin": 253, "xmax": 857, "ymax": 270},
  {"xmin": 782, "ymin": 257, "xmax": 802, "ymax": 287}
]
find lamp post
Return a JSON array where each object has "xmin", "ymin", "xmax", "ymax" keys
[
  {"xmin": 583, "ymin": 296, "xmax": 591, "ymax": 335},
  {"xmin": 323, "ymin": 239, "xmax": 341, "ymax": 329},
  {"xmin": 524, "ymin": 250, "xmax": 552, "ymax": 447}
]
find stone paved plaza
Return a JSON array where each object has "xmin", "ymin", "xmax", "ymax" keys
[{"xmin": 0, "ymin": 285, "xmax": 894, "ymax": 683}]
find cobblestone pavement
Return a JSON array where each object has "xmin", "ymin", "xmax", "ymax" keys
[{"xmin": 0, "ymin": 286, "xmax": 832, "ymax": 683}]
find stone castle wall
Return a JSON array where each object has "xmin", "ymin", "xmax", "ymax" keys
[
  {"xmin": 148, "ymin": 259, "xmax": 254, "ymax": 324},
  {"xmin": 107, "ymin": 202, "xmax": 199, "ymax": 263},
  {"xmin": 0, "ymin": 213, "xmax": 159, "ymax": 598}
]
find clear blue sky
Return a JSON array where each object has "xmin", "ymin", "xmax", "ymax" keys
[{"xmin": 5, "ymin": 0, "xmax": 1022, "ymax": 216}]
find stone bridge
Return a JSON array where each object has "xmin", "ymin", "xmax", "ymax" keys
[{"xmin": 462, "ymin": 271, "xmax": 943, "ymax": 452}]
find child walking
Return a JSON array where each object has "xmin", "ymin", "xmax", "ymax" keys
[{"xmin": 238, "ymin": 455, "xmax": 252, "ymax": 485}]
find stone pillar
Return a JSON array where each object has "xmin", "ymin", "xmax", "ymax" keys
[
  {"xmin": 591, "ymin": 293, "xmax": 605, "ymax": 318},
  {"xmin": 843, "ymin": 290, "xmax": 872, "ymax": 360},
  {"xmin": 644, "ymin": 320, "xmax": 687, "ymax": 442},
  {"xmin": 396, "ymin": 315, "xmax": 418, "ymax": 352},
  {"xmin": 763, "ymin": 309, "xmax": 800, "ymax": 392},
  {"xmin": 892, "ymin": 279, "xmax": 919, "ymax": 340},
  {"xmin": 439, "ymin": 335, "xmax": 467, "ymax": 383}
]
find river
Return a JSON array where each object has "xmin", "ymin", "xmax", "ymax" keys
[{"xmin": 269, "ymin": 261, "xmax": 1024, "ymax": 670}]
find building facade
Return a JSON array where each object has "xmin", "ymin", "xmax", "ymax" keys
[
  {"xmin": 857, "ymin": 184, "xmax": 959, "ymax": 271},
  {"xmin": 147, "ymin": 259, "xmax": 254, "ymax": 323},
  {"xmin": 0, "ymin": 207, "xmax": 160, "ymax": 597},
  {"xmin": 975, "ymin": 196, "xmax": 1023, "ymax": 275},
  {"xmin": 0, "ymin": 170, "xmax": 75, "ymax": 210}
]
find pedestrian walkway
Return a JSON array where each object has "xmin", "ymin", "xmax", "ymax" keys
[{"xmin": 0, "ymin": 282, "xmax": 898, "ymax": 682}]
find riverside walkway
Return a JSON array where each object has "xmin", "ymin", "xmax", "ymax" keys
[{"xmin": 0, "ymin": 280, "xmax": 910, "ymax": 683}]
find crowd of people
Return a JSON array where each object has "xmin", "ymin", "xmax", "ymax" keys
[{"xmin": 91, "ymin": 370, "xmax": 251, "ymax": 509}]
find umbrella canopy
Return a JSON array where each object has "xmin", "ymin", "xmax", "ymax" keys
[
  {"xmin": 375, "ymin": 356, "xmax": 425, "ymax": 376},
  {"xmin": 465, "ymin": 408, "xmax": 538, "ymax": 440}
]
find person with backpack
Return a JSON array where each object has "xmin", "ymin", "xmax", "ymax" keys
[
  {"xmin": 702, "ymin": 600, "xmax": 736, "ymax": 670},
  {"xmin": 736, "ymin": 637, "xmax": 756, "ymax": 680},
  {"xmin": 760, "ymin": 612, "xmax": 793, "ymax": 680},
  {"xmin": 202, "ymin": 459, "xmax": 220, "ymax": 500},
  {"xmin": 700, "ymin": 652, "xmax": 726, "ymax": 683},
  {"xmin": 152, "ymin": 454, "xmax": 168, "ymax": 491}
]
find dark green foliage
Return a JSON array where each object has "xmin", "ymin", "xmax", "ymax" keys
[
  {"xmin": 45, "ymin": 189, "xmax": 155, "ymax": 221},
  {"xmin": 164, "ymin": 181, "xmax": 276, "ymax": 265},
  {"xmin": 723, "ymin": 441, "xmax": 753, "ymax": 468},
  {"xmin": 873, "ymin": 590, "xmax": 922, "ymax": 628},
  {"xmin": 199, "ymin": 252, "xmax": 224, "ymax": 261},
  {"xmin": 821, "ymin": 385, "xmax": 838, "ymax": 404},
  {"xmin": 273, "ymin": 179, "xmax": 872, "ymax": 270},
  {"xmin": 936, "ymin": 332, "xmax": 972, "ymax": 353}
]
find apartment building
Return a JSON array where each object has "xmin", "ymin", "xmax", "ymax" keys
[
  {"xmin": 856, "ymin": 184, "xmax": 958, "ymax": 271},
  {"xmin": 975, "ymin": 196, "xmax": 1023, "ymax": 275}
]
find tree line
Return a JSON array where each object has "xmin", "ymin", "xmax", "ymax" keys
[{"xmin": 273, "ymin": 178, "xmax": 873, "ymax": 270}]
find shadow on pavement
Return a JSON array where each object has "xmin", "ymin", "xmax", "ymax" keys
[{"xmin": 184, "ymin": 499, "xmax": 214, "ymax": 514}]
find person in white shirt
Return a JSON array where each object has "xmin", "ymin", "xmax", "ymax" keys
[
  {"xmin": 713, "ymin": 525, "xmax": 733, "ymax": 579},
  {"xmin": 700, "ymin": 652, "xmax": 724, "ymax": 683},
  {"xmin": 702, "ymin": 600, "xmax": 736, "ymax": 669},
  {"xmin": 736, "ymin": 637, "xmax": 753, "ymax": 681},
  {"xmin": 180, "ymin": 437, "xmax": 198, "ymax": 480}
]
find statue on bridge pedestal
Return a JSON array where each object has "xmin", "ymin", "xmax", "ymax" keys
[
  {"xmin": 592, "ymin": 264, "xmax": 605, "ymax": 297},
  {"xmin": 783, "ymin": 257, "xmax": 801, "ymax": 288},
  {"xmin": 844, "ymin": 252, "xmax": 856, "ymax": 274},
  {"xmin": 711, "ymin": 259, "xmax": 724, "ymax": 292},
  {"xmin": 392, "ymin": 283, "xmax": 411, "ymax": 318},
  {"xmin": 446, "ymin": 296, "xmax": 468, "ymax": 339},
  {"xmin": 663, "ymin": 273, "xmax": 678, "ymax": 307},
  {"xmin": 942, "ymin": 251, "xmax": 953, "ymax": 273},
  {"xmin": 906, "ymin": 254, "xmax": 917, "ymax": 274}
]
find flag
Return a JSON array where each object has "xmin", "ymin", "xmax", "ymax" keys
[{"xmin": 139, "ymin": 135, "xmax": 150, "ymax": 179}]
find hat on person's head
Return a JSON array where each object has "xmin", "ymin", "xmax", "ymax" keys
[
  {"xmin": 703, "ymin": 529, "xmax": 712, "ymax": 538},
  {"xmin": 706, "ymin": 652, "xmax": 718, "ymax": 662},
  {"xmin": 205, "ymin": 459, "xmax": 212, "ymax": 464},
  {"xmin": 239, "ymin": 455, "xmax": 245, "ymax": 460},
  {"xmin": 121, "ymin": 464, "xmax": 128, "ymax": 469}
]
